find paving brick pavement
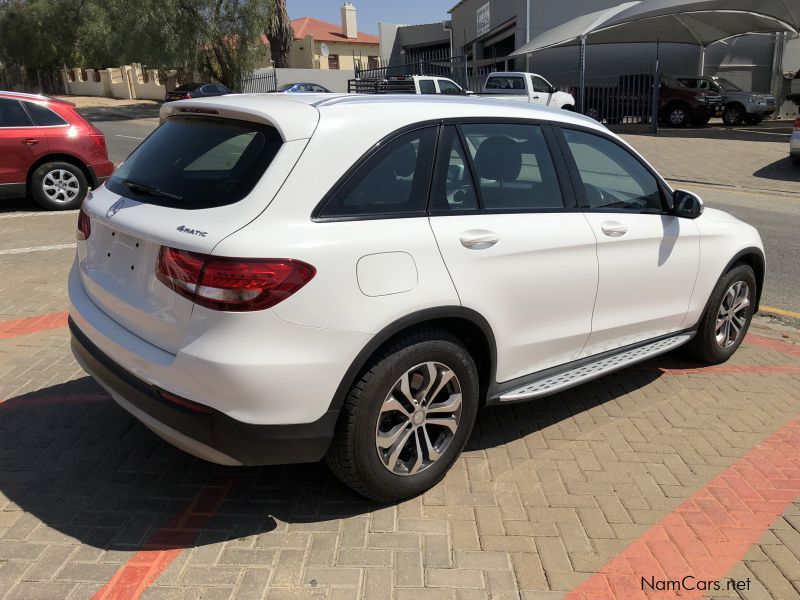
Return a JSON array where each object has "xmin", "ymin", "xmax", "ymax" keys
[{"xmin": 2, "ymin": 209, "xmax": 800, "ymax": 599}]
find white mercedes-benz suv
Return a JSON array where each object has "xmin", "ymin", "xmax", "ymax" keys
[{"xmin": 69, "ymin": 94, "xmax": 765, "ymax": 501}]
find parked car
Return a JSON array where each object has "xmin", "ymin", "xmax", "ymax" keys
[
  {"xmin": 69, "ymin": 94, "xmax": 765, "ymax": 502},
  {"xmin": 276, "ymin": 82, "xmax": 332, "ymax": 93},
  {"xmin": 676, "ymin": 75, "xmax": 776, "ymax": 126},
  {"xmin": 348, "ymin": 75, "xmax": 467, "ymax": 95},
  {"xmin": 165, "ymin": 82, "xmax": 230, "ymax": 102},
  {"xmin": 0, "ymin": 91, "xmax": 113, "ymax": 210},
  {"xmin": 791, "ymin": 116, "xmax": 800, "ymax": 165},
  {"xmin": 479, "ymin": 72, "xmax": 575, "ymax": 110},
  {"xmin": 585, "ymin": 74, "xmax": 723, "ymax": 127}
]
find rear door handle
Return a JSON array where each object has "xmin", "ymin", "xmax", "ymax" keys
[
  {"xmin": 460, "ymin": 229, "xmax": 499, "ymax": 250},
  {"xmin": 22, "ymin": 138, "xmax": 40, "ymax": 146},
  {"xmin": 600, "ymin": 221, "xmax": 628, "ymax": 237}
]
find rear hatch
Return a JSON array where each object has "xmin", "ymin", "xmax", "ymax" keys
[{"xmin": 77, "ymin": 98, "xmax": 319, "ymax": 353}]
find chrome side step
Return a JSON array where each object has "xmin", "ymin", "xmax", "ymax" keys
[{"xmin": 498, "ymin": 333, "xmax": 692, "ymax": 402}]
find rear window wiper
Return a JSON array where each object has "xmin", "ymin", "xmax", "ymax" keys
[{"xmin": 122, "ymin": 179, "xmax": 183, "ymax": 202}]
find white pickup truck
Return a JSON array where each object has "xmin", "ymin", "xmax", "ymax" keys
[
  {"xmin": 348, "ymin": 75, "xmax": 467, "ymax": 95},
  {"xmin": 480, "ymin": 72, "xmax": 575, "ymax": 111}
]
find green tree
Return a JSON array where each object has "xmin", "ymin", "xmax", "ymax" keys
[
  {"xmin": 177, "ymin": 0, "xmax": 271, "ymax": 91},
  {"xmin": 266, "ymin": 0, "xmax": 292, "ymax": 68}
]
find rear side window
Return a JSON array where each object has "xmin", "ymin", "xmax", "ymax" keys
[
  {"xmin": 106, "ymin": 117, "xmax": 282, "ymax": 209},
  {"xmin": 24, "ymin": 102, "xmax": 68, "ymax": 126},
  {"xmin": 418, "ymin": 80, "xmax": 437, "ymax": 95},
  {"xmin": 460, "ymin": 123, "xmax": 564, "ymax": 210},
  {"xmin": 484, "ymin": 76, "xmax": 525, "ymax": 91},
  {"xmin": 0, "ymin": 98, "xmax": 33, "ymax": 127},
  {"xmin": 318, "ymin": 127, "xmax": 437, "ymax": 219}
]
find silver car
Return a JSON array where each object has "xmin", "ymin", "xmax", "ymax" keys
[
  {"xmin": 791, "ymin": 116, "xmax": 800, "ymax": 166},
  {"xmin": 678, "ymin": 76, "xmax": 776, "ymax": 126}
]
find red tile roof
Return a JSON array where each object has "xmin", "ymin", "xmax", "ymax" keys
[{"xmin": 291, "ymin": 17, "xmax": 379, "ymax": 45}]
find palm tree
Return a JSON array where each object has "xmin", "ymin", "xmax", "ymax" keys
[{"xmin": 267, "ymin": 0, "xmax": 293, "ymax": 68}]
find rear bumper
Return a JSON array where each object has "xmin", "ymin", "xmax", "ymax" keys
[{"xmin": 70, "ymin": 317, "xmax": 339, "ymax": 466}]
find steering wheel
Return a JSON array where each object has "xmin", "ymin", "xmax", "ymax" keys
[
  {"xmin": 449, "ymin": 185, "xmax": 474, "ymax": 206},
  {"xmin": 584, "ymin": 183, "xmax": 608, "ymax": 208}
]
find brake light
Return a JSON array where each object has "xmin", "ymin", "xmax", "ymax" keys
[
  {"xmin": 183, "ymin": 93, "xmax": 192, "ymax": 99},
  {"xmin": 89, "ymin": 130, "xmax": 107, "ymax": 153},
  {"xmin": 155, "ymin": 247, "xmax": 315, "ymax": 311},
  {"xmin": 794, "ymin": 117, "xmax": 800, "ymax": 131},
  {"xmin": 77, "ymin": 208, "xmax": 91, "ymax": 240}
]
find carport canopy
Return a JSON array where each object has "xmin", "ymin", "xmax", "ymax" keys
[{"xmin": 510, "ymin": 0, "xmax": 800, "ymax": 56}]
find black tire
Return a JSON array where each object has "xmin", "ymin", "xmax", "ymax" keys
[
  {"xmin": 666, "ymin": 103, "xmax": 690, "ymax": 127},
  {"xmin": 722, "ymin": 104, "xmax": 744, "ymax": 126},
  {"xmin": 326, "ymin": 329, "xmax": 479, "ymax": 502},
  {"xmin": 684, "ymin": 264, "xmax": 756, "ymax": 365},
  {"xmin": 744, "ymin": 115, "xmax": 763, "ymax": 125},
  {"xmin": 692, "ymin": 114, "xmax": 712, "ymax": 127},
  {"xmin": 585, "ymin": 106, "xmax": 602, "ymax": 121},
  {"xmin": 30, "ymin": 161, "xmax": 88, "ymax": 210}
]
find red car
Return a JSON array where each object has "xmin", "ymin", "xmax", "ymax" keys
[{"xmin": 0, "ymin": 91, "xmax": 114, "ymax": 210}]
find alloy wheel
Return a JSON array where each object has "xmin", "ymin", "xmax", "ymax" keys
[
  {"xmin": 715, "ymin": 281, "xmax": 750, "ymax": 349},
  {"xmin": 42, "ymin": 169, "xmax": 80, "ymax": 204},
  {"xmin": 375, "ymin": 362, "xmax": 462, "ymax": 476},
  {"xmin": 670, "ymin": 108, "xmax": 686, "ymax": 126}
]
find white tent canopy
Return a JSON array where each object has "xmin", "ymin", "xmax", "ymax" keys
[{"xmin": 510, "ymin": 0, "xmax": 800, "ymax": 56}]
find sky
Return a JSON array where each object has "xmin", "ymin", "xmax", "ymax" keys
[{"xmin": 287, "ymin": 0, "xmax": 457, "ymax": 35}]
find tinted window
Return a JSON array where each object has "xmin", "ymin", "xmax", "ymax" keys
[
  {"xmin": 175, "ymin": 83, "xmax": 200, "ymax": 92},
  {"xmin": 484, "ymin": 76, "xmax": 525, "ymax": 91},
  {"xmin": 438, "ymin": 80, "xmax": 462, "ymax": 95},
  {"xmin": 563, "ymin": 129, "xmax": 662, "ymax": 212},
  {"xmin": 461, "ymin": 123, "xmax": 564, "ymax": 210},
  {"xmin": 24, "ymin": 102, "xmax": 68, "ymax": 126},
  {"xmin": 531, "ymin": 76, "xmax": 551, "ymax": 93},
  {"xmin": 106, "ymin": 117, "xmax": 282, "ymax": 209},
  {"xmin": 430, "ymin": 126, "xmax": 478, "ymax": 212},
  {"xmin": 0, "ymin": 98, "xmax": 33, "ymax": 127},
  {"xmin": 216, "ymin": 84, "xmax": 230, "ymax": 94},
  {"xmin": 419, "ymin": 80, "xmax": 437, "ymax": 94},
  {"xmin": 320, "ymin": 127, "xmax": 437, "ymax": 219}
]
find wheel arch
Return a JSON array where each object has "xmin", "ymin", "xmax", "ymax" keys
[
  {"xmin": 727, "ymin": 247, "xmax": 765, "ymax": 312},
  {"xmin": 327, "ymin": 307, "xmax": 497, "ymax": 413},
  {"xmin": 27, "ymin": 153, "xmax": 96, "ymax": 190}
]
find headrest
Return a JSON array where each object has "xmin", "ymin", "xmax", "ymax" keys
[{"xmin": 473, "ymin": 136, "xmax": 522, "ymax": 181}]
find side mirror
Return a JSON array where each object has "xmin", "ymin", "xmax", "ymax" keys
[
  {"xmin": 673, "ymin": 189, "xmax": 704, "ymax": 219},
  {"xmin": 550, "ymin": 85, "xmax": 558, "ymax": 93}
]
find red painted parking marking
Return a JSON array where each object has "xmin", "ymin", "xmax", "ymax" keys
[
  {"xmin": 745, "ymin": 334, "xmax": 800, "ymax": 357},
  {"xmin": 0, "ymin": 311, "xmax": 68, "ymax": 340},
  {"xmin": 92, "ymin": 475, "xmax": 237, "ymax": 600},
  {"xmin": 566, "ymin": 414, "xmax": 800, "ymax": 599},
  {"xmin": 0, "ymin": 392, "xmax": 109, "ymax": 408}
]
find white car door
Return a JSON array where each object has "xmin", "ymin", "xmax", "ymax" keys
[
  {"xmin": 428, "ymin": 123, "xmax": 599, "ymax": 382},
  {"xmin": 557, "ymin": 127, "xmax": 700, "ymax": 357},
  {"xmin": 530, "ymin": 75, "xmax": 555, "ymax": 107}
]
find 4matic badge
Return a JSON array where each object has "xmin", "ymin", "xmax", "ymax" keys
[{"xmin": 176, "ymin": 225, "xmax": 208, "ymax": 238}]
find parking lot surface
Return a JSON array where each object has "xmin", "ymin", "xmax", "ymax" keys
[{"xmin": 1, "ymin": 112, "xmax": 800, "ymax": 600}]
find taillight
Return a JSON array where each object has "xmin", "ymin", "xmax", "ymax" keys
[
  {"xmin": 183, "ymin": 93, "xmax": 192, "ymax": 99},
  {"xmin": 155, "ymin": 247, "xmax": 315, "ymax": 311},
  {"xmin": 89, "ymin": 132, "xmax": 107, "ymax": 153},
  {"xmin": 77, "ymin": 208, "xmax": 91, "ymax": 241},
  {"xmin": 794, "ymin": 117, "xmax": 800, "ymax": 131}
]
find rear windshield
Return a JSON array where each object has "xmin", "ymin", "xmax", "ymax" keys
[
  {"xmin": 106, "ymin": 116, "xmax": 282, "ymax": 209},
  {"xmin": 174, "ymin": 83, "xmax": 200, "ymax": 92}
]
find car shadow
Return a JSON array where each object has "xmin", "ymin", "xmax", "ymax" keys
[
  {"xmin": 753, "ymin": 156, "xmax": 800, "ymax": 184},
  {"xmin": 75, "ymin": 103, "xmax": 162, "ymax": 123},
  {"xmin": 0, "ymin": 357, "xmax": 678, "ymax": 554}
]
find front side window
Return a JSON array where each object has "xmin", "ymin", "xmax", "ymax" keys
[
  {"xmin": 563, "ymin": 128, "xmax": 662, "ymax": 212},
  {"xmin": 0, "ymin": 98, "xmax": 33, "ymax": 127},
  {"xmin": 460, "ymin": 123, "xmax": 564, "ymax": 210},
  {"xmin": 106, "ymin": 116, "xmax": 282, "ymax": 209},
  {"xmin": 531, "ymin": 76, "xmax": 551, "ymax": 93},
  {"xmin": 319, "ymin": 127, "xmax": 437, "ymax": 219},
  {"xmin": 24, "ymin": 102, "xmax": 68, "ymax": 126},
  {"xmin": 438, "ymin": 80, "xmax": 462, "ymax": 95}
]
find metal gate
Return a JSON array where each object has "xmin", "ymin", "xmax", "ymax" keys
[{"xmin": 239, "ymin": 70, "xmax": 277, "ymax": 93}]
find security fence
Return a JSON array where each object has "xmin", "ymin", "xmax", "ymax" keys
[{"xmin": 240, "ymin": 69, "xmax": 277, "ymax": 93}]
